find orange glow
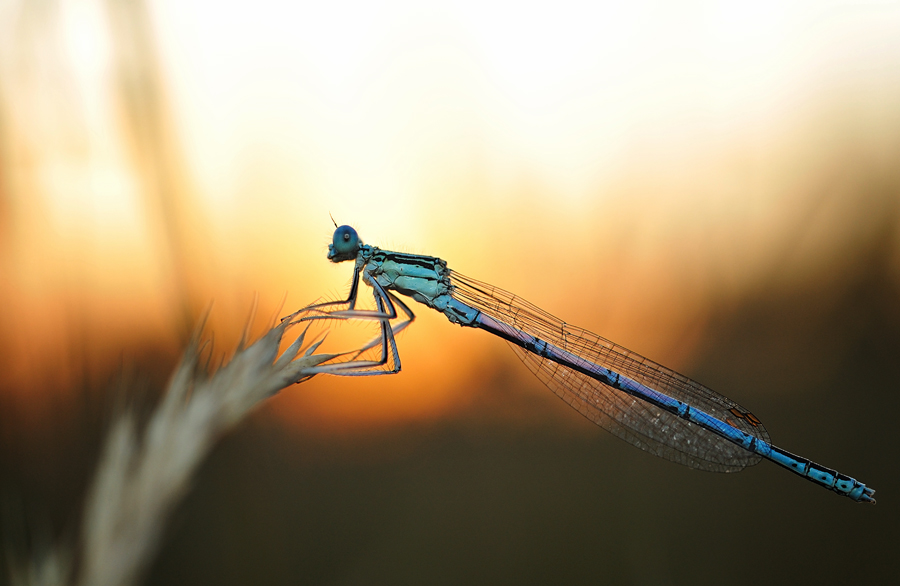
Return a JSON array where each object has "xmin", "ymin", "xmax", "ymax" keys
[{"xmin": 2, "ymin": 0, "xmax": 899, "ymax": 432}]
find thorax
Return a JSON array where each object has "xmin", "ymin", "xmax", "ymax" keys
[{"xmin": 358, "ymin": 246, "xmax": 451, "ymax": 309}]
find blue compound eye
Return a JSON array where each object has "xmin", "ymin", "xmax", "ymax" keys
[{"xmin": 329, "ymin": 225, "xmax": 360, "ymax": 262}]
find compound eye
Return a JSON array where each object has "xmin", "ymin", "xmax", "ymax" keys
[{"xmin": 330, "ymin": 225, "xmax": 360, "ymax": 261}]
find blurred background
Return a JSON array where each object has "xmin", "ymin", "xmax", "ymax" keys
[{"xmin": 1, "ymin": 0, "xmax": 899, "ymax": 584}]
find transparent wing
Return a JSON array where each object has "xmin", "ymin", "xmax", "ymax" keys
[{"xmin": 450, "ymin": 271, "xmax": 770, "ymax": 472}]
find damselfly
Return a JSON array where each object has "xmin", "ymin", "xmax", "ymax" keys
[{"xmin": 297, "ymin": 224, "xmax": 875, "ymax": 503}]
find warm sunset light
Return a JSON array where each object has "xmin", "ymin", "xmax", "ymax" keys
[
  {"xmin": 2, "ymin": 0, "xmax": 899, "ymax": 428},
  {"xmin": 2, "ymin": 1, "xmax": 899, "ymax": 584}
]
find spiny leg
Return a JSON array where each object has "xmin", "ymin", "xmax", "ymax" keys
[
  {"xmin": 285, "ymin": 264, "xmax": 364, "ymax": 325},
  {"xmin": 300, "ymin": 279, "xmax": 404, "ymax": 376},
  {"xmin": 298, "ymin": 264, "xmax": 402, "ymax": 325},
  {"xmin": 353, "ymin": 291, "xmax": 416, "ymax": 355}
]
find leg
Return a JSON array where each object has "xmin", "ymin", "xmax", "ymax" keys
[
  {"xmin": 297, "ymin": 264, "xmax": 400, "ymax": 325},
  {"xmin": 301, "ymin": 279, "xmax": 404, "ymax": 376},
  {"xmin": 286, "ymin": 265, "xmax": 363, "ymax": 324},
  {"xmin": 353, "ymin": 291, "xmax": 416, "ymax": 355}
]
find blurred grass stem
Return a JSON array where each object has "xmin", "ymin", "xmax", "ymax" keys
[{"xmin": 9, "ymin": 314, "xmax": 337, "ymax": 586}]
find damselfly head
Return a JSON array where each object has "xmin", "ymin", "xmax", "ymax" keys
[{"xmin": 328, "ymin": 225, "xmax": 361, "ymax": 262}]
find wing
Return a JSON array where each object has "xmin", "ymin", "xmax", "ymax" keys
[{"xmin": 450, "ymin": 271, "xmax": 770, "ymax": 472}]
